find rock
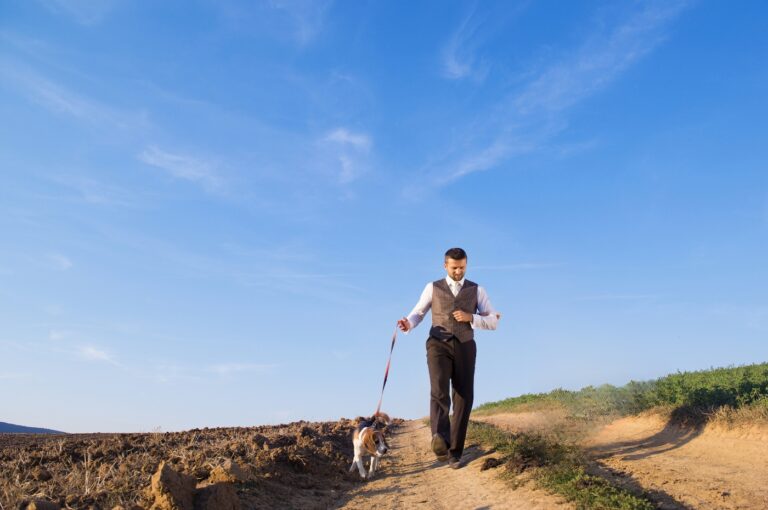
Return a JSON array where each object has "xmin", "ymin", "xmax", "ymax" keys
[
  {"xmin": 480, "ymin": 457, "xmax": 503, "ymax": 471},
  {"xmin": 24, "ymin": 500, "xmax": 60, "ymax": 510},
  {"xmin": 149, "ymin": 461, "xmax": 196, "ymax": 510},
  {"xmin": 207, "ymin": 460, "xmax": 249, "ymax": 483},
  {"xmin": 193, "ymin": 483, "xmax": 240, "ymax": 510}
]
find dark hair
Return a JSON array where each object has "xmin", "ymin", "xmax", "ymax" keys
[{"xmin": 444, "ymin": 247, "xmax": 467, "ymax": 260}]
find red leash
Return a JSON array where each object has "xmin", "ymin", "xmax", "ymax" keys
[{"xmin": 374, "ymin": 326, "xmax": 398, "ymax": 416}]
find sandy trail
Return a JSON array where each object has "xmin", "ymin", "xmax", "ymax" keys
[
  {"xmin": 477, "ymin": 411, "xmax": 768, "ymax": 510},
  {"xmin": 332, "ymin": 419, "xmax": 570, "ymax": 510},
  {"xmin": 585, "ymin": 415, "xmax": 768, "ymax": 510}
]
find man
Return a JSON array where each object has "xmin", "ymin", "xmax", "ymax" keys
[{"xmin": 397, "ymin": 247, "xmax": 500, "ymax": 469}]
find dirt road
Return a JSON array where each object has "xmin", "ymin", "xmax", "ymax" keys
[
  {"xmin": 477, "ymin": 411, "xmax": 768, "ymax": 510},
  {"xmin": 332, "ymin": 419, "xmax": 570, "ymax": 510},
  {"xmin": 586, "ymin": 415, "xmax": 768, "ymax": 510}
]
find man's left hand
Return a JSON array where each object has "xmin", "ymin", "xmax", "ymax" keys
[{"xmin": 452, "ymin": 310, "xmax": 473, "ymax": 323}]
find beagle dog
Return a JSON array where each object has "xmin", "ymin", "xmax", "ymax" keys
[{"xmin": 349, "ymin": 412, "xmax": 391, "ymax": 479}]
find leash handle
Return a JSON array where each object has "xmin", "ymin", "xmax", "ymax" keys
[{"xmin": 374, "ymin": 326, "xmax": 398, "ymax": 416}]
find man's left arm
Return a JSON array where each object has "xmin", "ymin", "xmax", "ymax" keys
[{"xmin": 471, "ymin": 286, "xmax": 500, "ymax": 330}]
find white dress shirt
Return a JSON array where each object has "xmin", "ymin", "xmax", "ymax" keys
[{"xmin": 405, "ymin": 276, "xmax": 500, "ymax": 333}]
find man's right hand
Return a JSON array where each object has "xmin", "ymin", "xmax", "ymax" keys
[{"xmin": 397, "ymin": 317, "xmax": 411, "ymax": 332}]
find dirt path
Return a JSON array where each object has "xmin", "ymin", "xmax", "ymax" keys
[
  {"xmin": 585, "ymin": 415, "xmax": 768, "ymax": 510},
  {"xmin": 332, "ymin": 419, "xmax": 571, "ymax": 510},
  {"xmin": 477, "ymin": 411, "xmax": 768, "ymax": 510}
]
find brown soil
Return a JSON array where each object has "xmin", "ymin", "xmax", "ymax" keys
[
  {"xmin": 478, "ymin": 410, "xmax": 768, "ymax": 510},
  {"xmin": 1, "ymin": 417, "xmax": 573, "ymax": 510},
  {"xmin": 0, "ymin": 419, "xmax": 368, "ymax": 509},
  {"xmin": 333, "ymin": 419, "xmax": 571, "ymax": 510}
]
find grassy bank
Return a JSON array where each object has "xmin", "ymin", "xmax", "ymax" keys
[
  {"xmin": 475, "ymin": 361, "xmax": 768, "ymax": 424},
  {"xmin": 466, "ymin": 421, "xmax": 654, "ymax": 510}
]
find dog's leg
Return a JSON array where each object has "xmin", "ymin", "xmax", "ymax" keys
[
  {"xmin": 351, "ymin": 441, "xmax": 367, "ymax": 479},
  {"xmin": 356, "ymin": 456, "xmax": 367, "ymax": 479},
  {"xmin": 368, "ymin": 455, "xmax": 378, "ymax": 478},
  {"xmin": 349, "ymin": 439, "xmax": 358, "ymax": 473}
]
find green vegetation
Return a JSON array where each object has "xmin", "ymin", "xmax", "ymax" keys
[
  {"xmin": 467, "ymin": 421, "xmax": 654, "ymax": 510},
  {"xmin": 475, "ymin": 362, "xmax": 768, "ymax": 421}
]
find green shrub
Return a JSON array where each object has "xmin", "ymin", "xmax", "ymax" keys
[{"xmin": 476, "ymin": 362, "xmax": 768, "ymax": 419}]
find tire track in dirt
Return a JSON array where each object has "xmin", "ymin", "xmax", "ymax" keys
[{"xmin": 332, "ymin": 420, "xmax": 571, "ymax": 510}]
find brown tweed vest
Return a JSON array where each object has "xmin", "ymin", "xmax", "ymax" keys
[{"xmin": 429, "ymin": 279, "xmax": 478, "ymax": 342}]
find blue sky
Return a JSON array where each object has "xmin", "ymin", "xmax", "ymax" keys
[{"xmin": 1, "ymin": 0, "xmax": 767, "ymax": 433}]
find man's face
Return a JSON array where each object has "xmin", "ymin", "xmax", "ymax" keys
[{"xmin": 444, "ymin": 257, "xmax": 467, "ymax": 282}]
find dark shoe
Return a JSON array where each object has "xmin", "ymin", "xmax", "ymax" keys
[
  {"xmin": 448, "ymin": 456, "xmax": 462, "ymax": 469},
  {"xmin": 431, "ymin": 434, "xmax": 449, "ymax": 461}
]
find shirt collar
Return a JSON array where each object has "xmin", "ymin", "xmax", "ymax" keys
[{"xmin": 446, "ymin": 276, "xmax": 465, "ymax": 287}]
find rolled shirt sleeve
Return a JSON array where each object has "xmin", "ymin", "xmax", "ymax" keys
[
  {"xmin": 404, "ymin": 283, "xmax": 433, "ymax": 333},
  {"xmin": 471, "ymin": 286, "xmax": 500, "ymax": 330}
]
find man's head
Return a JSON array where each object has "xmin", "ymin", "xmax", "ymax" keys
[{"xmin": 444, "ymin": 247, "xmax": 467, "ymax": 282}]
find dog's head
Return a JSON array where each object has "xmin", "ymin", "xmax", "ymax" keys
[
  {"xmin": 359, "ymin": 425, "xmax": 389, "ymax": 457},
  {"xmin": 373, "ymin": 412, "xmax": 391, "ymax": 429},
  {"xmin": 370, "ymin": 429, "xmax": 389, "ymax": 456}
]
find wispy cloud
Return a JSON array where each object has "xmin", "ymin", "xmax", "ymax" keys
[
  {"xmin": 49, "ymin": 175, "xmax": 144, "ymax": 208},
  {"xmin": 138, "ymin": 146, "xmax": 224, "ymax": 192},
  {"xmin": 210, "ymin": 0, "xmax": 333, "ymax": 47},
  {"xmin": 320, "ymin": 128, "xmax": 372, "ymax": 184},
  {"xmin": 0, "ymin": 372, "xmax": 29, "ymax": 380},
  {"xmin": 206, "ymin": 362, "xmax": 277, "ymax": 376},
  {"xmin": 472, "ymin": 262, "xmax": 563, "ymax": 271},
  {"xmin": 441, "ymin": 2, "xmax": 528, "ymax": 82},
  {"xmin": 134, "ymin": 360, "xmax": 275, "ymax": 384},
  {"xmin": 575, "ymin": 294, "xmax": 658, "ymax": 302},
  {"xmin": 77, "ymin": 345, "xmax": 119, "ymax": 365},
  {"xmin": 36, "ymin": 0, "xmax": 121, "ymax": 25},
  {"xmin": 442, "ymin": 6, "xmax": 489, "ymax": 81},
  {"xmin": 49, "ymin": 329, "xmax": 70, "ymax": 341},
  {"xmin": 268, "ymin": 0, "xmax": 333, "ymax": 45},
  {"xmin": 0, "ymin": 63, "xmax": 149, "ymax": 131},
  {"xmin": 146, "ymin": 363, "xmax": 202, "ymax": 384},
  {"xmin": 424, "ymin": 1, "xmax": 690, "ymax": 188},
  {"xmin": 324, "ymin": 128, "xmax": 371, "ymax": 150},
  {"xmin": 65, "ymin": 221, "xmax": 364, "ymax": 302},
  {"xmin": 47, "ymin": 253, "xmax": 73, "ymax": 270},
  {"xmin": 512, "ymin": 3, "xmax": 688, "ymax": 115}
]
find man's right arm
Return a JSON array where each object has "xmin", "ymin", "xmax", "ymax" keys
[{"xmin": 398, "ymin": 283, "xmax": 433, "ymax": 333}]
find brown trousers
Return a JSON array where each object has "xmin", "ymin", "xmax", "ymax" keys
[{"xmin": 426, "ymin": 336, "xmax": 477, "ymax": 459}]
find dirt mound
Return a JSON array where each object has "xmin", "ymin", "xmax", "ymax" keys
[{"xmin": 1, "ymin": 418, "xmax": 400, "ymax": 509}]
